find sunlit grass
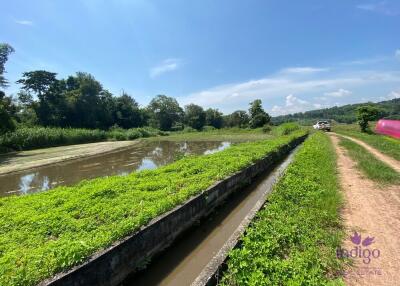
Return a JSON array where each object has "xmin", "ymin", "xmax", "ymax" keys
[
  {"xmin": 339, "ymin": 137, "xmax": 400, "ymax": 185},
  {"xmin": 221, "ymin": 132, "xmax": 345, "ymax": 285}
]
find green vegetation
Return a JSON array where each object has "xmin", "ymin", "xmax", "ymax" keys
[
  {"xmin": 0, "ymin": 44, "xmax": 16, "ymax": 135},
  {"xmin": 221, "ymin": 132, "xmax": 344, "ymax": 285},
  {"xmin": 272, "ymin": 98, "xmax": 400, "ymax": 125},
  {"xmin": 0, "ymin": 130, "xmax": 307, "ymax": 286},
  {"xmin": 0, "ymin": 127, "xmax": 165, "ymax": 152},
  {"xmin": 159, "ymin": 127, "xmax": 273, "ymax": 142},
  {"xmin": 339, "ymin": 137, "xmax": 400, "ymax": 185},
  {"xmin": 273, "ymin": 122, "xmax": 300, "ymax": 136},
  {"xmin": 356, "ymin": 105, "xmax": 380, "ymax": 132},
  {"xmin": 334, "ymin": 124, "xmax": 400, "ymax": 161}
]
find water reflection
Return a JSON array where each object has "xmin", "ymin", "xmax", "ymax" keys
[{"xmin": 0, "ymin": 141, "xmax": 231, "ymax": 197}]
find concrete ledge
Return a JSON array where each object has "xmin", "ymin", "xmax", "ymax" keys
[{"xmin": 41, "ymin": 134, "xmax": 307, "ymax": 286}]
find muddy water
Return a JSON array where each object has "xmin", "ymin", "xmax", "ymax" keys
[
  {"xmin": 0, "ymin": 141, "xmax": 230, "ymax": 197},
  {"xmin": 122, "ymin": 147, "xmax": 299, "ymax": 286}
]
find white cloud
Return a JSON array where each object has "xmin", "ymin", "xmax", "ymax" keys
[
  {"xmin": 324, "ymin": 88, "xmax": 352, "ymax": 98},
  {"xmin": 149, "ymin": 58, "xmax": 183, "ymax": 78},
  {"xmin": 270, "ymin": 94, "xmax": 321, "ymax": 115},
  {"xmin": 279, "ymin": 66, "xmax": 328, "ymax": 74},
  {"xmin": 179, "ymin": 69, "xmax": 400, "ymax": 112},
  {"xmin": 385, "ymin": 90, "xmax": 400, "ymax": 100},
  {"xmin": 396, "ymin": 49, "xmax": 400, "ymax": 60},
  {"xmin": 15, "ymin": 20, "xmax": 33, "ymax": 26},
  {"xmin": 357, "ymin": 2, "xmax": 400, "ymax": 16}
]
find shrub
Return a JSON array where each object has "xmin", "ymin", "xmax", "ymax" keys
[
  {"xmin": 183, "ymin": 126, "xmax": 197, "ymax": 133},
  {"xmin": 202, "ymin": 125, "xmax": 216, "ymax": 132},
  {"xmin": 273, "ymin": 122, "xmax": 300, "ymax": 136},
  {"xmin": 262, "ymin": 124, "xmax": 272, "ymax": 133}
]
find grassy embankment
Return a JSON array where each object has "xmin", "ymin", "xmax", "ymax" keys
[
  {"xmin": 0, "ymin": 130, "xmax": 307, "ymax": 286},
  {"xmin": 339, "ymin": 138, "xmax": 400, "ymax": 185},
  {"xmin": 221, "ymin": 132, "xmax": 345, "ymax": 285},
  {"xmin": 334, "ymin": 124, "xmax": 400, "ymax": 161},
  {"xmin": 162, "ymin": 123, "xmax": 302, "ymax": 142},
  {"xmin": 0, "ymin": 127, "xmax": 166, "ymax": 153}
]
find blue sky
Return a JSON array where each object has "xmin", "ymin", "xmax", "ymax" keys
[{"xmin": 1, "ymin": 0, "xmax": 400, "ymax": 115}]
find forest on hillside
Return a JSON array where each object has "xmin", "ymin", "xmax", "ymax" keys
[{"xmin": 271, "ymin": 98, "xmax": 400, "ymax": 125}]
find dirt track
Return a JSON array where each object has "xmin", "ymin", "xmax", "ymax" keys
[
  {"xmin": 333, "ymin": 133, "xmax": 400, "ymax": 173},
  {"xmin": 329, "ymin": 134, "xmax": 400, "ymax": 286},
  {"xmin": 0, "ymin": 141, "xmax": 139, "ymax": 175}
]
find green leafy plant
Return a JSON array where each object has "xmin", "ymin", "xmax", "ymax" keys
[
  {"xmin": 0, "ymin": 130, "xmax": 307, "ymax": 286},
  {"xmin": 273, "ymin": 122, "xmax": 300, "ymax": 136},
  {"xmin": 221, "ymin": 132, "xmax": 345, "ymax": 285}
]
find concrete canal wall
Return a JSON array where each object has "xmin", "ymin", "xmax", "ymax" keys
[{"xmin": 41, "ymin": 134, "xmax": 307, "ymax": 286}]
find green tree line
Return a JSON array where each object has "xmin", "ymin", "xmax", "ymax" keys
[
  {"xmin": 0, "ymin": 43, "xmax": 271, "ymax": 135},
  {"xmin": 272, "ymin": 98, "xmax": 400, "ymax": 125}
]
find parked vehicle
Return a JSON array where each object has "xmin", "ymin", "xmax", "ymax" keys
[{"xmin": 313, "ymin": 120, "xmax": 331, "ymax": 131}]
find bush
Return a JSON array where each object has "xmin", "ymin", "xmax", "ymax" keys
[
  {"xmin": 183, "ymin": 126, "xmax": 197, "ymax": 133},
  {"xmin": 262, "ymin": 124, "xmax": 272, "ymax": 133},
  {"xmin": 273, "ymin": 122, "xmax": 300, "ymax": 136},
  {"xmin": 202, "ymin": 125, "xmax": 216, "ymax": 132}
]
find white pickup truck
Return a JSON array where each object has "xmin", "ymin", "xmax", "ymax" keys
[{"xmin": 313, "ymin": 120, "xmax": 331, "ymax": 131}]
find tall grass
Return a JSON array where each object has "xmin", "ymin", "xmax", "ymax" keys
[
  {"xmin": 334, "ymin": 124, "xmax": 400, "ymax": 161},
  {"xmin": 339, "ymin": 137, "xmax": 400, "ymax": 185},
  {"xmin": 0, "ymin": 127, "xmax": 166, "ymax": 152}
]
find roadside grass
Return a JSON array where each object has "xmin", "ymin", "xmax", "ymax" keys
[
  {"xmin": 0, "ymin": 130, "xmax": 307, "ymax": 286},
  {"xmin": 221, "ymin": 132, "xmax": 345, "ymax": 286},
  {"xmin": 334, "ymin": 124, "xmax": 400, "ymax": 161},
  {"xmin": 339, "ymin": 137, "xmax": 400, "ymax": 185}
]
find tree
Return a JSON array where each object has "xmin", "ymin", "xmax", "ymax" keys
[
  {"xmin": 356, "ymin": 105, "xmax": 380, "ymax": 132},
  {"xmin": 184, "ymin": 104, "xmax": 206, "ymax": 130},
  {"xmin": 248, "ymin": 99, "xmax": 270, "ymax": 128},
  {"xmin": 16, "ymin": 70, "xmax": 57, "ymax": 99},
  {"xmin": 0, "ymin": 91, "xmax": 15, "ymax": 134},
  {"xmin": 0, "ymin": 44, "xmax": 16, "ymax": 134},
  {"xmin": 0, "ymin": 43, "xmax": 15, "ymax": 89},
  {"xmin": 205, "ymin": 108, "xmax": 223, "ymax": 129},
  {"xmin": 225, "ymin": 110, "xmax": 249, "ymax": 128},
  {"xmin": 147, "ymin": 95, "xmax": 183, "ymax": 131},
  {"xmin": 113, "ymin": 92, "xmax": 143, "ymax": 128}
]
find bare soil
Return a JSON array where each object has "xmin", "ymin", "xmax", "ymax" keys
[
  {"xmin": 329, "ymin": 134, "xmax": 400, "ymax": 286},
  {"xmin": 0, "ymin": 141, "xmax": 139, "ymax": 175}
]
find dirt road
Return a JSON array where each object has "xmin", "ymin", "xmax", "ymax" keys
[
  {"xmin": 0, "ymin": 141, "xmax": 139, "ymax": 175},
  {"xmin": 329, "ymin": 134, "xmax": 400, "ymax": 286},
  {"xmin": 333, "ymin": 133, "xmax": 400, "ymax": 173}
]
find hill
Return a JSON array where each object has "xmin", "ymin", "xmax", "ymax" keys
[{"xmin": 271, "ymin": 98, "xmax": 400, "ymax": 125}]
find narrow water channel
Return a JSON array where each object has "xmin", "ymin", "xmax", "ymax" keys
[
  {"xmin": 122, "ymin": 146, "xmax": 299, "ymax": 286},
  {"xmin": 0, "ymin": 141, "xmax": 230, "ymax": 197}
]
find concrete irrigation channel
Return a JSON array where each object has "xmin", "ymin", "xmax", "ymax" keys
[{"xmin": 41, "ymin": 135, "xmax": 307, "ymax": 286}]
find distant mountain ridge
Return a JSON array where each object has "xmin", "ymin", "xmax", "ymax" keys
[{"xmin": 271, "ymin": 98, "xmax": 400, "ymax": 125}]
